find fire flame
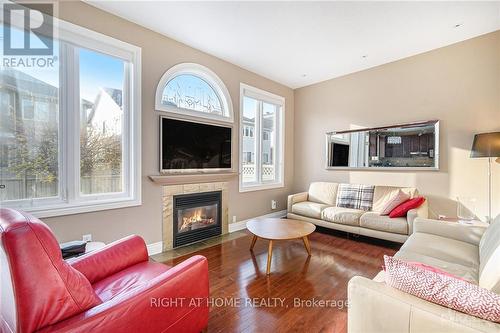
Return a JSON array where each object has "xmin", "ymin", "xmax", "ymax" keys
[{"xmin": 180, "ymin": 209, "xmax": 214, "ymax": 231}]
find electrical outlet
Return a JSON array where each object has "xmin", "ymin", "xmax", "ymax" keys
[
  {"xmin": 232, "ymin": 216, "xmax": 237, "ymax": 223},
  {"xmin": 82, "ymin": 234, "xmax": 92, "ymax": 242},
  {"xmin": 271, "ymin": 200, "xmax": 277, "ymax": 210}
]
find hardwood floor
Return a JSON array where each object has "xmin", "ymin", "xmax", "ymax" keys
[{"xmin": 161, "ymin": 229, "xmax": 400, "ymax": 333}]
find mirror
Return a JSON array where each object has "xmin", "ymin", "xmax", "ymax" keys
[{"xmin": 326, "ymin": 120, "xmax": 439, "ymax": 170}]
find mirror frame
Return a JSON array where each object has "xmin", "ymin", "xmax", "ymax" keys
[{"xmin": 325, "ymin": 120, "xmax": 440, "ymax": 171}]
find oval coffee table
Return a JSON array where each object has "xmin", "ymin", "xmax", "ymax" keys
[{"xmin": 246, "ymin": 218, "xmax": 316, "ymax": 275}]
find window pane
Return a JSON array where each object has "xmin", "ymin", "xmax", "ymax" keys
[
  {"xmin": 0, "ymin": 41, "xmax": 60, "ymax": 201},
  {"xmin": 79, "ymin": 49, "xmax": 124, "ymax": 195},
  {"xmin": 262, "ymin": 102, "xmax": 277, "ymax": 182},
  {"xmin": 22, "ymin": 99, "xmax": 34, "ymax": 120},
  {"xmin": 242, "ymin": 97, "xmax": 258, "ymax": 183},
  {"xmin": 161, "ymin": 74, "xmax": 222, "ymax": 115}
]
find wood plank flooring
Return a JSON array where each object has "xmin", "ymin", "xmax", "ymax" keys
[{"xmin": 161, "ymin": 229, "xmax": 400, "ymax": 333}]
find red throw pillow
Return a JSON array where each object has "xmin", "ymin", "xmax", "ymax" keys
[
  {"xmin": 389, "ymin": 197, "xmax": 425, "ymax": 218},
  {"xmin": 384, "ymin": 256, "xmax": 500, "ymax": 323}
]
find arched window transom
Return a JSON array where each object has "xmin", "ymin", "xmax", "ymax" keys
[{"xmin": 156, "ymin": 63, "xmax": 233, "ymax": 123}]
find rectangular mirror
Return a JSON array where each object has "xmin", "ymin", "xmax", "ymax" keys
[{"xmin": 326, "ymin": 120, "xmax": 439, "ymax": 170}]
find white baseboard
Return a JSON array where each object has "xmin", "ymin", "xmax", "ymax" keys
[
  {"xmin": 147, "ymin": 241, "xmax": 163, "ymax": 256},
  {"xmin": 228, "ymin": 209, "xmax": 287, "ymax": 233}
]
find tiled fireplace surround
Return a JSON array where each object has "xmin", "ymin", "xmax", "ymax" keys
[{"xmin": 162, "ymin": 182, "xmax": 229, "ymax": 251}]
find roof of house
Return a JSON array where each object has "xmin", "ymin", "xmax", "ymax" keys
[
  {"xmin": 0, "ymin": 69, "xmax": 58, "ymax": 98},
  {"xmin": 242, "ymin": 115, "xmax": 274, "ymax": 130}
]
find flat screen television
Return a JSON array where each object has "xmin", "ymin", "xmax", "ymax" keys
[{"xmin": 160, "ymin": 117, "xmax": 232, "ymax": 172}]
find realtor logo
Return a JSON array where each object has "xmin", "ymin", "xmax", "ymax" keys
[{"xmin": 3, "ymin": 3, "xmax": 54, "ymax": 55}]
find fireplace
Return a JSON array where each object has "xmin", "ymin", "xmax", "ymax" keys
[{"xmin": 173, "ymin": 191, "xmax": 222, "ymax": 247}]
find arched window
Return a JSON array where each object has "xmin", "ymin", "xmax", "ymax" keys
[{"xmin": 155, "ymin": 63, "xmax": 233, "ymax": 123}]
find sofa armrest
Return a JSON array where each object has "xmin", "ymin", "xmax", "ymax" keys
[
  {"xmin": 40, "ymin": 255, "xmax": 209, "ymax": 333},
  {"xmin": 348, "ymin": 276, "xmax": 500, "ymax": 333},
  {"xmin": 287, "ymin": 192, "xmax": 308, "ymax": 213},
  {"xmin": 407, "ymin": 199, "xmax": 428, "ymax": 235},
  {"xmin": 413, "ymin": 218, "xmax": 487, "ymax": 246},
  {"xmin": 68, "ymin": 235, "xmax": 148, "ymax": 284}
]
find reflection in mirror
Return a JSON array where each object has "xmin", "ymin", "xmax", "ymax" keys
[{"xmin": 326, "ymin": 120, "xmax": 439, "ymax": 169}]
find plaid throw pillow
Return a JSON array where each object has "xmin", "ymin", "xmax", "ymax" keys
[{"xmin": 335, "ymin": 184, "xmax": 374, "ymax": 211}]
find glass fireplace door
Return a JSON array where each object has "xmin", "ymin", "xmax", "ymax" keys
[{"xmin": 177, "ymin": 203, "xmax": 219, "ymax": 233}]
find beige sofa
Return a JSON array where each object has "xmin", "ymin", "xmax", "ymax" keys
[
  {"xmin": 287, "ymin": 182, "xmax": 428, "ymax": 243},
  {"xmin": 348, "ymin": 217, "xmax": 500, "ymax": 333}
]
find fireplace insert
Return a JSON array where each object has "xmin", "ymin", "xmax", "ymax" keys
[{"xmin": 173, "ymin": 191, "xmax": 222, "ymax": 247}]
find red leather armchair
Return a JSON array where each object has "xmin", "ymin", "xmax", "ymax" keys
[{"xmin": 0, "ymin": 208, "xmax": 209, "ymax": 333}]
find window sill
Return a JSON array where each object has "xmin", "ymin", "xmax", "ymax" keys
[
  {"xmin": 239, "ymin": 182, "xmax": 284, "ymax": 193},
  {"xmin": 5, "ymin": 197, "xmax": 142, "ymax": 219}
]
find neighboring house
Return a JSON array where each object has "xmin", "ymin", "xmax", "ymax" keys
[
  {"xmin": 241, "ymin": 115, "xmax": 274, "ymax": 165},
  {"xmin": 0, "ymin": 69, "xmax": 122, "ymax": 200},
  {"xmin": 0, "ymin": 69, "xmax": 59, "ymax": 197},
  {"xmin": 85, "ymin": 87, "xmax": 123, "ymax": 136}
]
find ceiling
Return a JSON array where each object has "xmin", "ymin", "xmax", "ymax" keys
[{"xmin": 87, "ymin": 1, "xmax": 500, "ymax": 89}]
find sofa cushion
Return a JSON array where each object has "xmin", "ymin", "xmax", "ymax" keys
[
  {"xmin": 360, "ymin": 212, "xmax": 408, "ymax": 235},
  {"xmin": 383, "ymin": 255, "xmax": 500, "ymax": 323},
  {"xmin": 395, "ymin": 250, "xmax": 479, "ymax": 283},
  {"xmin": 336, "ymin": 184, "xmax": 375, "ymax": 211},
  {"xmin": 372, "ymin": 186, "xmax": 418, "ymax": 213},
  {"xmin": 308, "ymin": 182, "xmax": 338, "ymax": 205},
  {"xmin": 389, "ymin": 197, "xmax": 426, "ymax": 218},
  {"xmin": 321, "ymin": 207, "xmax": 364, "ymax": 226},
  {"xmin": 380, "ymin": 189, "xmax": 410, "ymax": 215},
  {"xmin": 401, "ymin": 233, "xmax": 479, "ymax": 268},
  {"xmin": 292, "ymin": 201, "xmax": 330, "ymax": 219},
  {"xmin": 479, "ymin": 216, "xmax": 500, "ymax": 293}
]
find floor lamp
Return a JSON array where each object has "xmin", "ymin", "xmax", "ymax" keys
[{"xmin": 470, "ymin": 132, "xmax": 500, "ymax": 223}]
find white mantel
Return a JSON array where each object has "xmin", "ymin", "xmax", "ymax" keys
[{"xmin": 149, "ymin": 172, "xmax": 237, "ymax": 186}]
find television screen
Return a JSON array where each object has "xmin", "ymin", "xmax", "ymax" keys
[{"xmin": 161, "ymin": 117, "xmax": 232, "ymax": 171}]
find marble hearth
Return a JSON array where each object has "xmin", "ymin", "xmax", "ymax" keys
[{"xmin": 162, "ymin": 182, "xmax": 229, "ymax": 251}]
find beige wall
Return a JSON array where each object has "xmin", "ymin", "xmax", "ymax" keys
[
  {"xmin": 43, "ymin": 1, "xmax": 294, "ymax": 244},
  {"xmin": 38, "ymin": 3, "xmax": 500, "ymax": 243},
  {"xmin": 294, "ymin": 31, "xmax": 500, "ymax": 221}
]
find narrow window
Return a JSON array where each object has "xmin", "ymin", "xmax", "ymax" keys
[{"xmin": 239, "ymin": 84, "xmax": 284, "ymax": 192}]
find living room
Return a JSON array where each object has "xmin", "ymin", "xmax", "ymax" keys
[{"xmin": 0, "ymin": 1, "xmax": 499, "ymax": 332}]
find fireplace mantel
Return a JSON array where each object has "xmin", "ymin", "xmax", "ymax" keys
[{"xmin": 149, "ymin": 172, "xmax": 238, "ymax": 186}]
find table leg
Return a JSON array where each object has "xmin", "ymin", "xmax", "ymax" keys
[
  {"xmin": 250, "ymin": 235, "xmax": 258, "ymax": 251},
  {"xmin": 266, "ymin": 240, "xmax": 273, "ymax": 275},
  {"xmin": 302, "ymin": 236, "xmax": 312, "ymax": 256}
]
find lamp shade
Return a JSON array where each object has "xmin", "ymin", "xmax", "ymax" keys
[{"xmin": 470, "ymin": 132, "xmax": 500, "ymax": 158}]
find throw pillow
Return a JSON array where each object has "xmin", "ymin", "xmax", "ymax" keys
[
  {"xmin": 335, "ymin": 184, "xmax": 375, "ymax": 211},
  {"xmin": 407, "ymin": 262, "xmax": 469, "ymax": 282},
  {"xmin": 383, "ymin": 255, "xmax": 500, "ymax": 323},
  {"xmin": 389, "ymin": 197, "xmax": 425, "ymax": 218},
  {"xmin": 380, "ymin": 189, "xmax": 410, "ymax": 215}
]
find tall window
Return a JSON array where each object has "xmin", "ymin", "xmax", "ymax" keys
[
  {"xmin": 0, "ymin": 10, "xmax": 141, "ymax": 217},
  {"xmin": 240, "ymin": 84, "xmax": 284, "ymax": 192},
  {"xmin": 155, "ymin": 63, "xmax": 233, "ymax": 123}
]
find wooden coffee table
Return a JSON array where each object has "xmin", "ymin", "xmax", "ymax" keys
[{"xmin": 246, "ymin": 218, "xmax": 316, "ymax": 275}]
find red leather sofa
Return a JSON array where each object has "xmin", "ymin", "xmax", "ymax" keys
[{"xmin": 0, "ymin": 208, "xmax": 209, "ymax": 333}]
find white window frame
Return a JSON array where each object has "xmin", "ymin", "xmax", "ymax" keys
[
  {"xmin": 239, "ymin": 83, "xmax": 284, "ymax": 192},
  {"xmin": 155, "ymin": 63, "xmax": 233, "ymax": 123},
  {"xmin": 1, "ymin": 13, "xmax": 142, "ymax": 218}
]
